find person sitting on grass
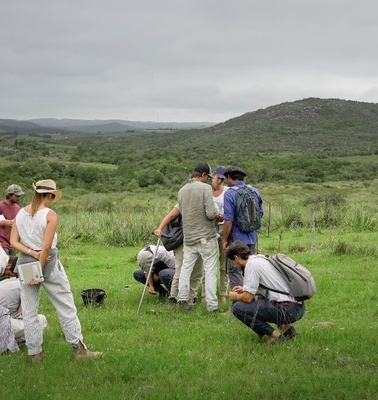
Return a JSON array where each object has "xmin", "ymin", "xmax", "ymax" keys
[
  {"xmin": 133, "ymin": 244, "xmax": 175, "ymax": 298},
  {"xmin": 225, "ymin": 240, "xmax": 305, "ymax": 344},
  {"xmin": 0, "ymin": 278, "xmax": 48, "ymax": 346},
  {"xmin": 0, "ymin": 252, "xmax": 18, "ymax": 280},
  {"xmin": 0, "ymin": 305, "xmax": 19, "ymax": 354}
]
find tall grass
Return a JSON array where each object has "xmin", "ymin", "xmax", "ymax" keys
[
  {"xmin": 57, "ymin": 201, "xmax": 378, "ymax": 249},
  {"xmin": 267, "ymin": 202, "xmax": 377, "ymax": 232}
]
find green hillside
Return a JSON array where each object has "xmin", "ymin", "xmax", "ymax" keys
[{"xmin": 0, "ymin": 98, "xmax": 377, "ymax": 197}]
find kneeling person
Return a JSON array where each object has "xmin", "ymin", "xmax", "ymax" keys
[
  {"xmin": 0, "ymin": 278, "xmax": 47, "ymax": 346},
  {"xmin": 225, "ymin": 241, "xmax": 305, "ymax": 344},
  {"xmin": 133, "ymin": 244, "xmax": 175, "ymax": 298}
]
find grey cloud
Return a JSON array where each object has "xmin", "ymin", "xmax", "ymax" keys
[{"xmin": 1, "ymin": 0, "xmax": 378, "ymax": 121}]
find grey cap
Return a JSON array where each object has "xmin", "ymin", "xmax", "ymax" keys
[{"xmin": 6, "ymin": 184, "xmax": 25, "ymax": 196}]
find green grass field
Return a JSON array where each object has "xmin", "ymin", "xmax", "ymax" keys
[{"xmin": 1, "ymin": 226, "xmax": 377, "ymax": 399}]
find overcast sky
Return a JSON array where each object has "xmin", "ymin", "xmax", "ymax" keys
[{"xmin": 1, "ymin": 0, "xmax": 378, "ymax": 123}]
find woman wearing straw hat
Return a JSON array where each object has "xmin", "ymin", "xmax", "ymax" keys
[{"xmin": 10, "ymin": 179, "xmax": 102, "ymax": 362}]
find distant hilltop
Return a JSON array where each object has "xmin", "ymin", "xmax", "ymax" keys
[{"xmin": 0, "ymin": 118, "xmax": 215, "ymax": 134}]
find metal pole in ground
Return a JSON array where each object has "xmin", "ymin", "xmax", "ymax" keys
[{"xmin": 137, "ymin": 237, "xmax": 161, "ymax": 314}]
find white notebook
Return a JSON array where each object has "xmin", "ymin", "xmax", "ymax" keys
[{"xmin": 18, "ymin": 261, "xmax": 44, "ymax": 285}]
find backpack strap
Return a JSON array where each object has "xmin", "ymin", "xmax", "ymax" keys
[{"xmin": 255, "ymin": 255, "xmax": 290, "ymax": 297}]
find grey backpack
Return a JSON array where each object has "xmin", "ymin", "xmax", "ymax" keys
[{"xmin": 260, "ymin": 254, "xmax": 316, "ymax": 301}]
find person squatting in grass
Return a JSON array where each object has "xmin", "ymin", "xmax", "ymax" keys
[
  {"xmin": 133, "ymin": 244, "xmax": 176, "ymax": 298},
  {"xmin": 154, "ymin": 204, "xmax": 203, "ymax": 306},
  {"xmin": 0, "ymin": 277, "xmax": 48, "ymax": 347},
  {"xmin": 10, "ymin": 179, "xmax": 102, "ymax": 362},
  {"xmin": 225, "ymin": 240, "xmax": 305, "ymax": 344}
]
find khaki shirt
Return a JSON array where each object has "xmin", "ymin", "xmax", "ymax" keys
[{"xmin": 178, "ymin": 179, "xmax": 217, "ymax": 246}]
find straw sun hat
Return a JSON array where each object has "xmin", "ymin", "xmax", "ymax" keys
[{"xmin": 32, "ymin": 179, "xmax": 63, "ymax": 203}]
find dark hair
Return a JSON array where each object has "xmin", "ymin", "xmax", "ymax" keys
[
  {"xmin": 226, "ymin": 172, "xmax": 245, "ymax": 181},
  {"xmin": 8, "ymin": 256, "xmax": 18, "ymax": 272},
  {"xmin": 191, "ymin": 170, "xmax": 204, "ymax": 178},
  {"xmin": 225, "ymin": 240, "xmax": 251, "ymax": 261}
]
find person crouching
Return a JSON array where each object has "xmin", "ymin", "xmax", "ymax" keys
[{"xmin": 225, "ymin": 241, "xmax": 305, "ymax": 344}]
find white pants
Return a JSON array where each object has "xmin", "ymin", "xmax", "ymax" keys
[
  {"xmin": 20, "ymin": 261, "xmax": 85, "ymax": 356},
  {"xmin": 171, "ymin": 245, "xmax": 203, "ymax": 301},
  {"xmin": 178, "ymin": 237, "xmax": 219, "ymax": 311},
  {"xmin": 11, "ymin": 315, "xmax": 47, "ymax": 344}
]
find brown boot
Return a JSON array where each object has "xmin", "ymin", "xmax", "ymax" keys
[
  {"xmin": 74, "ymin": 341, "xmax": 103, "ymax": 360},
  {"xmin": 30, "ymin": 352, "xmax": 43, "ymax": 363}
]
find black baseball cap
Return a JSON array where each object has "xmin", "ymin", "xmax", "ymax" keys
[{"xmin": 194, "ymin": 162, "xmax": 212, "ymax": 177}]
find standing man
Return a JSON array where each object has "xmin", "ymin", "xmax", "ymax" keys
[
  {"xmin": 222, "ymin": 167, "xmax": 263, "ymax": 289},
  {"xmin": 177, "ymin": 162, "xmax": 219, "ymax": 312},
  {"xmin": 0, "ymin": 184, "xmax": 25, "ymax": 256},
  {"xmin": 202, "ymin": 166, "xmax": 229, "ymax": 303},
  {"xmin": 225, "ymin": 241, "xmax": 305, "ymax": 344},
  {"xmin": 154, "ymin": 205, "xmax": 204, "ymax": 305}
]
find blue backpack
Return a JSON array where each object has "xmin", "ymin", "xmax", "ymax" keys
[{"xmin": 231, "ymin": 185, "xmax": 261, "ymax": 233}]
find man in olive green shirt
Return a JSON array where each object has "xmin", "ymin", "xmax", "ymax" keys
[{"xmin": 177, "ymin": 162, "xmax": 219, "ymax": 312}]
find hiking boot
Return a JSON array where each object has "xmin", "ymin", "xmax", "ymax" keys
[
  {"xmin": 30, "ymin": 352, "xmax": 43, "ymax": 363},
  {"xmin": 178, "ymin": 301, "xmax": 193, "ymax": 311},
  {"xmin": 266, "ymin": 334, "xmax": 286, "ymax": 345},
  {"xmin": 74, "ymin": 341, "xmax": 103, "ymax": 360},
  {"xmin": 283, "ymin": 326, "xmax": 297, "ymax": 339},
  {"xmin": 158, "ymin": 289, "xmax": 169, "ymax": 299},
  {"xmin": 166, "ymin": 297, "xmax": 177, "ymax": 306}
]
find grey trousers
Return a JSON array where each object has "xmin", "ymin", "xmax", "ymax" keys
[
  {"xmin": 20, "ymin": 260, "xmax": 85, "ymax": 356},
  {"xmin": 170, "ymin": 245, "xmax": 203, "ymax": 302}
]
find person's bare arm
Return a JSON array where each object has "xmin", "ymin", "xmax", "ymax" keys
[
  {"xmin": 222, "ymin": 220, "xmax": 232, "ymax": 250},
  {"xmin": 39, "ymin": 210, "xmax": 57, "ymax": 268},
  {"xmin": 228, "ymin": 289, "xmax": 254, "ymax": 303},
  {"xmin": 154, "ymin": 207, "xmax": 180, "ymax": 237}
]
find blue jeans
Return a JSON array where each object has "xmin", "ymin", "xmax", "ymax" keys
[
  {"xmin": 227, "ymin": 243, "xmax": 256, "ymax": 289},
  {"xmin": 232, "ymin": 299, "xmax": 305, "ymax": 339},
  {"xmin": 133, "ymin": 269, "xmax": 175, "ymax": 296}
]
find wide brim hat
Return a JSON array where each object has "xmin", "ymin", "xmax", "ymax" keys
[
  {"xmin": 224, "ymin": 166, "xmax": 247, "ymax": 178},
  {"xmin": 32, "ymin": 179, "xmax": 63, "ymax": 203}
]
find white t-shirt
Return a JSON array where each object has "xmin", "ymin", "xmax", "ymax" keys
[
  {"xmin": 15, "ymin": 208, "xmax": 57, "ymax": 250},
  {"xmin": 243, "ymin": 255, "xmax": 297, "ymax": 303},
  {"xmin": 213, "ymin": 186, "xmax": 228, "ymax": 225},
  {"xmin": 149, "ymin": 245, "xmax": 175, "ymax": 269},
  {"xmin": 0, "ymin": 278, "xmax": 20, "ymax": 313}
]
